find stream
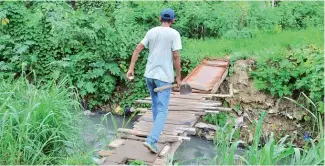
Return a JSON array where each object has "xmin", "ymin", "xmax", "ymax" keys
[{"xmin": 82, "ymin": 113, "xmax": 226, "ymax": 165}]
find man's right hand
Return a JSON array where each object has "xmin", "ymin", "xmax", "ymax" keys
[{"xmin": 126, "ymin": 69, "xmax": 134, "ymax": 81}]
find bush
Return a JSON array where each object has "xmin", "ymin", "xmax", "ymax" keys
[{"xmin": 250, "ymin": 45, "xmax": 324, "ymax": 113}]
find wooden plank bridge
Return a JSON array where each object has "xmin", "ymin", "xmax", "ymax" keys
[{"xmin": 98, "ymin": 59, "xmax": 232, "ymax": 165}]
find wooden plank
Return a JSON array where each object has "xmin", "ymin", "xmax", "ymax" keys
[
  {"xmin": 167, "ymin": 95, "xmax": 204, "ymax": 100},
  {"xmin": 117, "ymin": 128, "xmax": 191, "ymax": 141},
  {"xmin": 133, "ymin": 125, "xmax": 195, "ymax": 135},
  {"xmin": 108, "ymin": 139, "xmax": 125, "ymax": 149},
  {"xmin": 134, "ymin": 121, "xmax": 190, "ymax": 128},
  {"xmin": 168, "ymin": 98, "xmax": 220, "ymax": 103},
  {"xmin": 140, "ymin": 114, "xmax": 197, "ymax": 121},
  {"xmin": 211, "ymin": 68, "xmax": 228, "ymax": 94},
  {"xmin": 139, "ymin": 117, "xmax": 195, "ymax": 125},
  {"xmin": 101, "ymin": 159, "xmax": 119, "ymax": 165},
  {"xmin": 134, "ymin": 108, "xmax": 207, "ymax": 115},
  {"xmin": 152, "ymin": 158, "xmax": 167, "ymax": 166},
  {"xmin": 139, "ymin": 115, "xmax": 197, "ymax": 122},
  {"xmin": 133, "ymin": 124, "xmax": 193, "ymax": 132},
  {"xmin": 147, "ymin": 106, "xmax": 229, "ymax": 111},
  {"xmin": 119, "ymin": 134, "xmax": 179, "ymax": 143},
  {"xmin": 154, "ymin": 133, "xmax": 188, "ymax": 165},
  {"xmin": 105, "ymin": 140, "xmax": 164, "ymax": 163},
  {"xmin": 133, "ymin": 127, "xmax": 181, "ymax": 136},
  {"xmin": 159, "ymin": 145, "xmax": 171, "ymax": 157},
  {"xmin": 136, "ymin": 99, "xmax": 222, "ymax": 107},
  {"xmin": 171, "ymin": 92, "xmax": 233, "ymax": 98},
  {"xmin": 98, "ymin": 150, "xmax": 113, "ymax": 157}
]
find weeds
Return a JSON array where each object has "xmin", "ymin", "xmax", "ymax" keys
[{"xmin": 192, "ymin": 110, "xmax": 324, "ymax": 165}]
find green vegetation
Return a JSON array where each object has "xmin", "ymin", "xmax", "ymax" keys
[
  {"xmin": 203, "ymin": 112, "xmax": 228, "ymax": 127},
  {"xmin": 1, "ymin": 1, "xmax": 323, "ymax": 110},
  {"xmin": 0, "ymin": 76, "xmax": 86, "ymax": 164},
  {"xmin": 0, "ymin": 1, "xmax": 324, "ymax": 165},
  {"xmin": 181, "ymin": 111, "xmax": 324, "ymax": 165},
  {"xmin": 127, "ymin": 160, "xmax": 147, "ymax": 165}
]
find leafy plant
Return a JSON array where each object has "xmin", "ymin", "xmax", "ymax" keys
[
  {"xmin": 203, "ymin": 112, "xmax": 228, "ymax": 127},
  {"xmin": 128, "ymin": 160, "xmax": 147, "ymax": 165},
  {"xmin": 250, "ymin": 45, "xmax": 324, "ymax": 114}
]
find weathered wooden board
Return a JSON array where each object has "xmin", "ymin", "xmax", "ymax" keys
[
  {"xmin": 141, "ymin": 98, "xmax": 221, "ymax": 104},
  {"xmin": 134, "ymin": 108, "xmax": 207, "ymax": 115},
  {"xmin": 133, "ymin": 127, "xmax": 181, "ymax": 136},
  {"xmin": 138, "ymin": 117, "xmax": 196, "ymax": 125},
  {"xmin": 118, "ymin": 134, "xmax": 179, "ymax": 143},
  {"xmin": 108, "ymin": 139, "xmax": 125, "ymax": 149},
  {"xmin": 140, "ymin": 113, "xmax": 197, "ymax": 121},
  {"xmin": 182, "ymin": 59, "xmax": 229, "ymax": 93},
  {"xmin": 136, "ymin": 100, "xmax": 222, "ymax": 107}
]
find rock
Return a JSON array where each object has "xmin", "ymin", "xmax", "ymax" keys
[
  {"xmin": 268, "ymin": 109, "xmax": 277, "ymax": 114},
  {"xmin": 235, "ymin": 116, "xmax": 244, "ymax": 128},
  {"xmin": 205, "ymin": 135, "xmax": 214, "ymax": 141},
  {"xmin": 248, "ymin": 132, "xmax": 254, "ymax": 144},
  {"xmin": 293, "ymin": 110, "xmax": 306, "ymax": 120},
  {"xmin": 233, "ymin": 88, "xmax": 239, "ymax": 94},
  {"xmin": 114, "ymin": 105, "xmax": 122, "ymax": 114},
  {"xmin": 83, "ymin": 110, "xmax": 95, "ymax": 116},
  {"xmin": 195, "ymin": 122, "xmax": 217, "ymax": 131}
]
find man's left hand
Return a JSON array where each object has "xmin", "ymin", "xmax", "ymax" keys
[{"xmin": 176, "ymin": 75, "xmax": 181, "ymax": 88}]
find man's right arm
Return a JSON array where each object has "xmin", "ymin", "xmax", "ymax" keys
[{"xmin": 173, "ymin": 51, "xmax": 182, "ymax": 87}]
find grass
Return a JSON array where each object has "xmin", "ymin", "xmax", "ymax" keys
[
  {"xmin": 0, "ymin": 76, "xmax": 86, "ymax": 164},
  {"xmin": 183, "ymin": 27, "xmax": 324, "ymax": 60}
]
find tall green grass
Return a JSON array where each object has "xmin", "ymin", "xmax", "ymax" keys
[{"xmin": 0, "ymin": 77, "xmax": 84, "ymax": 164}]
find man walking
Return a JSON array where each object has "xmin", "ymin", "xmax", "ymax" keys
[{"xmin": 126, "ymin": 8, "xmax": 182, "ymax": 153}]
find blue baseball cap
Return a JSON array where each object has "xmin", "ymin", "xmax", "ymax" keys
[{"xmin": 161, "ymin": 8, "xmax": 175, "ymax": 20}]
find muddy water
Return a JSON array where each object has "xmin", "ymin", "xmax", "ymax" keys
[{"xmin": 82, "ymin": 113, "xmax": 219, "ymax": 164}]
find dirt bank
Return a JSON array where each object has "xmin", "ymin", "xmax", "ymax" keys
[{"xmin": 211, "ymin": 59, "xmax": 313, "ymax": 147}]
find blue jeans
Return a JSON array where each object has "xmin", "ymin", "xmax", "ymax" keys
[{"xmin": 145, "ymin": 77, "xmax": 171, "ymax": 144}]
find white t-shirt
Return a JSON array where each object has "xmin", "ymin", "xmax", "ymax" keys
[{"xmin": 141, "ymin": 26, "xmax": 182, "ymax": 83}]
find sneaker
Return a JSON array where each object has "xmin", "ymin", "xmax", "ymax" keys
[{"xmin": 143, "ymin": 142, "xmax": 159, "ymax": 154}]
